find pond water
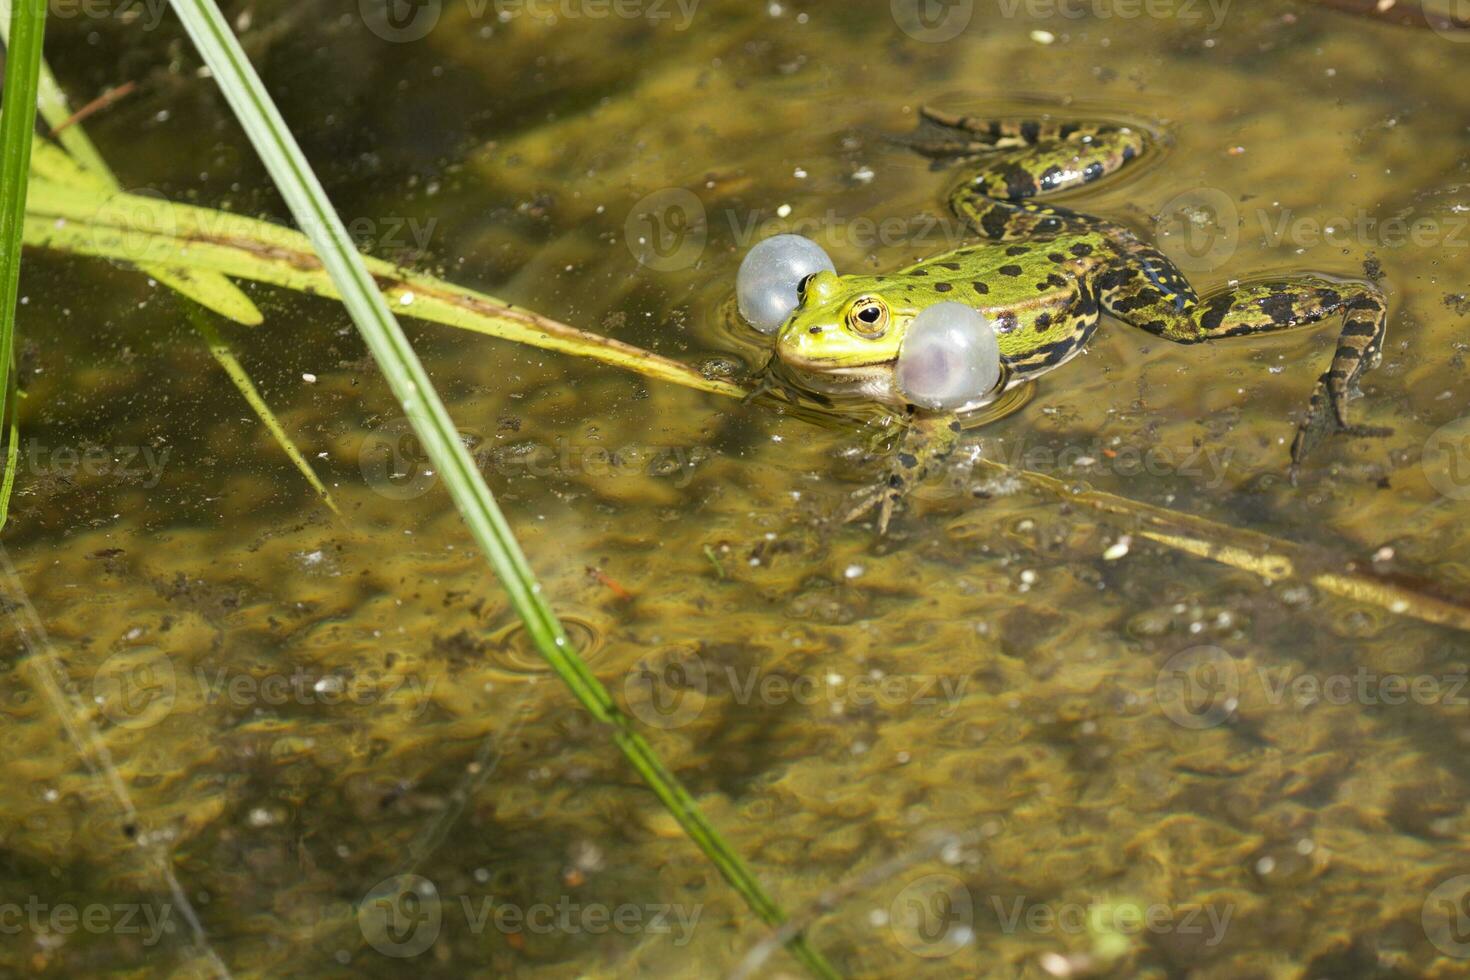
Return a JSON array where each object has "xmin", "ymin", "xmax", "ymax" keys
[{"xmin": 5, "ymin": 1, "xmax": 1470, "ymax": 976}]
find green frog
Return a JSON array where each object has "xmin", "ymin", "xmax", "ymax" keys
[{"xmin": 771, "ymin": 107, "xmax": 1391, "ymax": 532}]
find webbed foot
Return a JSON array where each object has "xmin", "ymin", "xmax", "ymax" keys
[
  {"xmin": 844, "ymin": 472, "xmax": 908, "ymax": 535},
  {"xmin": 840, "ymin": 412, "xmax": 960, "ymax": 534},
  {"xmin": 1289, "ymin": 371, "xmax": 1394, "ymax": 484}
]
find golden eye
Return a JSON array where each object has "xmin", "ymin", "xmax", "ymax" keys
[{"xmin": 846, "ymin": 297, "xmax": 889, "ymax": 338}]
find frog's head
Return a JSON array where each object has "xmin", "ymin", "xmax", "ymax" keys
[{"xmin": 773, "ymin": 271, "xmax": 922, "ymax": 402}]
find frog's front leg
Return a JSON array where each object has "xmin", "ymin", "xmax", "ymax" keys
[{"xmin": 844, "ymin": 413, "xmax": 961, "ymax": 534}]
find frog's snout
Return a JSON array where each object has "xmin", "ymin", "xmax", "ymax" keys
[{"xmin": 773, "ymin": 314, "xmax": 831, "ymax": 369}]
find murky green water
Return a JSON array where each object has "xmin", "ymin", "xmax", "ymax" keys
[{"xmin": 5, "ymin": 1, "xmax": 1470, "ymax": 976}]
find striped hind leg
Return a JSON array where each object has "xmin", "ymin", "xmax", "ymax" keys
[
  {"xmin": 1099, "ymin": 268, "xmax": 1391, "ymax": 478},
  {"xmin": 903, "ymin": 106, "xmax": 1150, "ymax": 241}
]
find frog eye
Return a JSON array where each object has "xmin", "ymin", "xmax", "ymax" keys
[{"xmin": 846, "ymin": 297, "xmax": 889, "ymax": 338}]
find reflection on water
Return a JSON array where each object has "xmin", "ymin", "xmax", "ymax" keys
[{"xmin": 4, "ymin": 1, "xmax": 1470, "ymax": 976}]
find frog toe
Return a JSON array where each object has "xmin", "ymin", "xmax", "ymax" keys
[
  {"xmin": 1289, "ymin": 376, "xmax": 1338, "ymax": 478},
  {"xmin": 1289, "ymin": 374, "xmax": 1391, "ymax": 481},
  {"xmin": 842, "ymin": 478, "xmax": 906, "ymax": 534}
]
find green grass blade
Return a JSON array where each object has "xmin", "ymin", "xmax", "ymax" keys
[
  {"xmin": 28, "ymin": 38, "xmax": 109, "ymax": 174},
  {"xmin": 29, "ymin": 132, "xmax": 105, "ymax": 188},
  {"xmin": 0, "ymin": 0, "xmax": 47, "ymax": 530},
  {"xmin": 189, "ymin": 309, "xmax": 339, "ymax": 513},
  {"xmin": 0, "ymin": 409, "xmax": 18, "ymax": 530},
  {"xmin": 0, "ymin": 15, "xmax": 265, "ymax": 327},
  {"xmin": 163, "ymin": 1, "xmax": 837, "ymax": 975},
  {"xmin": 146, "ymin": 267, "xmax": 265, "ymax": 326},
  {"xmin": 23, "ymin": 179, "xmax": 748, "ymax": 400},
  {"xmin": 17, "ymin": 54, "xmax": 336, "ymax": 509}
]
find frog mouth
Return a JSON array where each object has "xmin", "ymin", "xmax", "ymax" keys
[
  {"xmin": 774, "ymin": 357, "xmax": 901, "ymax": 403},
  {"xmin": 776, "ymin": 349, "xmax": 894, "ymax": 376}
]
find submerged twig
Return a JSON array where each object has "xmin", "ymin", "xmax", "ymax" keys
[
  {"xmin": 401, "ymin": 690, "xmax": 539, "ymax": 874},
  {"xmin": 1305, "ymin": 0, "xmax": 1470, "ymax": 32},
  {"xmin": 0, "ymin": 545, "xmax": 232, "ymax": 978},
  {"xmin": 969, "ymin": 459, "xmax": 1470, "ymax": 633},
  {"xmin": 729, "ymin": 829, "xmax": 973, "ymax": 980},
  {"xmin": 50, "ymin": 80, "xmax": 137, "ymax": 134}
]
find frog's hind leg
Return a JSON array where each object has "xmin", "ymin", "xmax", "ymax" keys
[
  {"xmin": 913, "ymin": 107, "xmax": 1147, "ymax": 197},
  {"xmin": 904, "ymin": 107, "xmax": 1149, "ymax": 241},
  {"xmin": 1100, "ymin": 264, "xmax": 1391, "ymax": 479}
]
